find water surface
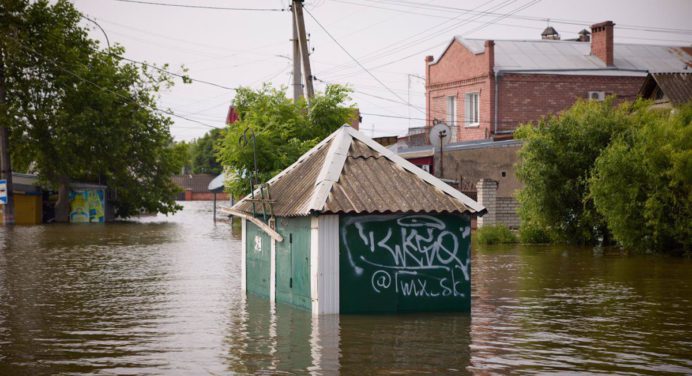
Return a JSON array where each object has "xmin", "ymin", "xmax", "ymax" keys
[{"xmin": 0, "ymin": 201, "xmax": 689, "ymax": 374}]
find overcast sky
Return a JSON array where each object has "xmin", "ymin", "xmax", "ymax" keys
[{"xmin": 70, "ymin": 0, "xmax": 692, "ymax": 141}]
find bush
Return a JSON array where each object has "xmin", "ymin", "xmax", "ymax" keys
[
  {"xmin": 519, "ymin": 223, "xmax": 552, "ymax": 244},
  {"xmin": 590, "ymin": 102, "xmax": 692, "ymax": 253},
  {"xmin": 476, "ymin": 225, "xmax": 518, "ymax": 245}
]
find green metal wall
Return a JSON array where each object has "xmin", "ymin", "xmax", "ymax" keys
[
  {"xmin": 275, "ymin": 217, "xmax": 312, "ymax": 310},
  {"xmin": 245, "ymin": 221, "xmax": 271, "ymax": 298},
  {"xmin": 339, "ymin": 214, "xmax": 472, "ymax": 313}
]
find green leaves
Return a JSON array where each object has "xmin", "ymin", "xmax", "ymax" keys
[
  {"xmin": 590, "ymin": 102, "xmax": 692, "ymax": 253},
  {"xmin": 2, "ymin": 0, "xmax": 182, "ymax": 218},
  {"xmin": 516, "ymin": 98, "xmax": 692, "ymax": 253},
  {"xmin": 217, "ymin": 84, "xmax": 354, "ymax": 197}
]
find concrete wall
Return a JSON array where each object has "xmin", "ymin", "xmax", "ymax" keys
[{"xmin": 436, "ymin": 140, "xmax": 522, "ymax": 197}]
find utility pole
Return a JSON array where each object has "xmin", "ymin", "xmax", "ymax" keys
[
  {"xmin": 291, "ymin": 2, "xmax": 303, "ymax": 102},
  {"xmin": 0, "ymin": 50, "xmax": 15, "ymax": 225},
  {"xmin": 292, "ymin": 0, "xmax": 314, "ymax": 103}
]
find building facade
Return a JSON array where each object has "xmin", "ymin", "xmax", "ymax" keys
[{"xmin": 425, "ymin": 21, "xmax": 691, "ymax": 142}]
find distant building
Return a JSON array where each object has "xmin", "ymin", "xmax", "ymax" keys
[
  {"xmin": 172, "ymin": 173, "xmax": 229, "ymax": 201},
  {"xmin": 395, "ymin": 21, "xmax": 692, "ymax": 229},
  {"xmin": 639, "ymin": 72, "xmax": 692, "ymax": 108},
  {"xmin": 425, "ymin": 20, "xmax": 691, "ymax": 142}
]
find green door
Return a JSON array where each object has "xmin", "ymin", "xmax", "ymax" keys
[
  {"xmin": 275, "ymin": 217, "xmax": 311, "ymax": 310},
  {"xmin": 246, "ymin": 221, "xmax": 271, "ymax": 298},
  {"xmin": 340, "ymin": 214, "xmax": 472, "ymax": 313}
]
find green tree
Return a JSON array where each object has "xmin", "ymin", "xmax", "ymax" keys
[
  {"xmin": 515, "ymin": 98, "xmax": 636, "ymax": 244},
  {"xmin": 1, "ymin": 0, "xmax": 183, "ymax": 220},
  {"xmin": 190, "ymin": 128, "xmax": 223, "ymax": 175},
  {"xmin": 171, "ymin": 141, "xmax": 192, "ymax": 174},
  {"xmin": 218, "ymin": 84, "xmax": 354, "ymax": 196},
  {"xmin": 590, "ymin": 102, "xmax": 692, "ymax": 253}
]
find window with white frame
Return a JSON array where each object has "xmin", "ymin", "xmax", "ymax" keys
[
  {"xmin": 446, "ymin": 96, "xmax": 457, "ymax": 140},
  {"xmin": 465, "ymin": 92, "xmax": 479, "ymax": 126}
]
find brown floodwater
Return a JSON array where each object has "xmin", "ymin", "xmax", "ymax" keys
[{"xmin": 0, "ymin": 201, "xmax": 690, "ymax": 375}]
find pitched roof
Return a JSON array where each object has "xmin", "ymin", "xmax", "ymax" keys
[
  {"xmin": 435, "ymin": 37, "xmax": 691, "ymax": 76},
  {"xmin": 640, "ymin": 72, "xmax": 692, "ymax": 105},
  {"xmin": 232, "ymin": 125, "xmax": 485, "ymax": 217}
]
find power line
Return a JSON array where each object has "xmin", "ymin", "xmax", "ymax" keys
[
  {"xmin": 114, "ymin": 0, "xmax": 286, "ymax": 12},
  {"xmin": 9, "ymin": 35, "xmax": 222, "ymax": 130},
  {"xmin": 303, "ymin": 7, "xmax": 424, "ymax": 115},
  {"xmin": 117, "ymin": 55, "xmax": 237, "ymax": 91},
  {"xmin": 78, "ymin": 14, "xmax": 238, "ymax": 91}
]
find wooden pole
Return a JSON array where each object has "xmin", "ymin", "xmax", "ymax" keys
[{"xmin": 0, "ymin": 48, "xmax": 15, "ymax": 225}]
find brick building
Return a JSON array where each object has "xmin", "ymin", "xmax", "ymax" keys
[
  {"xmin": 425, "ymin": 21, "xmax": 691, "ymax": 142},
  {"xmin": 400, "ymin": 21, "xmax": 691, "ymax": 229}
]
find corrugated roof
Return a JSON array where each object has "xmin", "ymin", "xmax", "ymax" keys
[
  {"xmin": 648, "ymin": 72, "xmax": 692, "ymax": 105},
  {"xmin": 450, "ymin": 38, "xmax": 691, "ymax": 75},
  {"xmin": 232, "ymin": 125, "xmax": 484, "ymax": 217}
]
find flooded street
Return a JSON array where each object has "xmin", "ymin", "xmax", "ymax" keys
[{"xmin": 0, "ymin": 201, "xmax": 690, "ymax": 375}]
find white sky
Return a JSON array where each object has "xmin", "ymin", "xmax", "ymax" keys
[{"xmin": 70, "ymin": 0, "xmax": 692, "ymax": 141}]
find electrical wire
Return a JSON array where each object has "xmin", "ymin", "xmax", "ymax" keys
[
  {"xmin": 303, "ymin": 6, "xmax": 424, "ymax": 115},
  {"xmin": 114, "ymin": 0, "xmax": 286, "ymax": 12},
  {"xmin": 8, "ymin": 35, "xmax": 223, "ymax": 129}
]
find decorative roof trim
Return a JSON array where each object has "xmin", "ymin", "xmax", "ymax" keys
[{"xmin": 308, "ymin": 127, "xmax": 351, "ymax": 212}]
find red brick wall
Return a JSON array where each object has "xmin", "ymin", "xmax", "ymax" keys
[
  {"xmin": 496, "ymin": 73, "xmax": 644, "ymax": 132},
  {"xmin": 426, "ymin": 40, "xmax": 494, "ymax": 142},
  {"xmin": 189, "ymin": 192, "xmax": 230, "ymax": 201}
]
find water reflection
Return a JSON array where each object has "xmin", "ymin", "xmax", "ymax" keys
[
  {"xmin": 0, "ymin": 202, "xmax": 690, "ymax": 375},
  {"xmin": 225, "ymin": 296, "xmax": 471, "ymax": 375}
]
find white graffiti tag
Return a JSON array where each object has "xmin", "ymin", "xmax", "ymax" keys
[{"xmin": 344, "ymin": 215, "xmax": 471, "ymax": 299}]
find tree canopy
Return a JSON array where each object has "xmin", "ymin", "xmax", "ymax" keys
[
  {"xmin": 590, "ymin": 102, "xmax": 691, "ymax": 253},
  {"xmin": 217, "ymin": 84, "xmax": 354, "ymax": 197},
  {"xmin": 516, "ymin": 98, "xmax": 691, "ymax": 253},
  {"xmin": 190, "ymin": 128, "xmax": 223, "ymax": 175},
  {"xmin": 1, "ymin": 0, "xmax": 183, "ymax": 219}
]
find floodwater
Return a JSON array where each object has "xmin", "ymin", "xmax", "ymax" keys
[{"xmin": 0, "ymin": 201, "xmax": 690, "ymax": 375}]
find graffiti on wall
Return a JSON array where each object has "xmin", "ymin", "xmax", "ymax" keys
[
  {"xmin": 69, "ymin": 189, "xmax": 105, "ymax": 223},
  {"xmin": 341, "ymin": 214, "xmax": 471, "ymax": 304}
]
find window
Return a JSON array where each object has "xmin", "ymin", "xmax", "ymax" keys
[
  {"xmin": 446, "ymin": 96, "xmax": 457, "ymax": 140},
  {"xmin": 465, "ymin": 92, "xmax": 479, "ymax": 126}
]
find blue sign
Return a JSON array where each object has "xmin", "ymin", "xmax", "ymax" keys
[{"xmin": 0, "ymin": 179, "xmax": 6, "ymax": 205}]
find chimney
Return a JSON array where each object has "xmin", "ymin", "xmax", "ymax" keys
[
  {"xmin": 591, "ymin": 21, "xmax": 614, "ymax": 66},
  {"xmin": 577, "ymin": 29, "xmax": 591, "ymax": 42}
]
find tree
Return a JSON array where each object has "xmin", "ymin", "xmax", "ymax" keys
[
  {"xmin": 2, "ymin": 0, "xmax": 182, "ymax": 220},
  {"xmin": 190, "ymin": 128, "xmax": 223, "ymax": 175},
  {"xmin": 171, "ymin": 141, "xmax": 192, "ymax": 174},
  {"xmin": 515, "ymin": 98, "xmax": 636, "ymax": 244},
  {"xmin": 590, "ymin": 102, "xmax": 691, "ymax": 253},
  {"xmin": 217, "ymin": 84, "xmax": 354, "ymax": 196}
]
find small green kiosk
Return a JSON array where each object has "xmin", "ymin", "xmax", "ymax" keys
[{"xmin": 226, "ymin": 125, "xmax": 485, "ymax": 314}]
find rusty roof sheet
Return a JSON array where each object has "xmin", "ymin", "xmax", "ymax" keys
[
  {"xmin": 232, "ymin": 125, "xmax": 484, "ymax": 217},
  {"xmin": 651, "ymin": 72, "xmax": 692, "ymax": 105}
]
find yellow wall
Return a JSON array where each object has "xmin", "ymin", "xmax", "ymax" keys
[{"xmin": 0, "ymin": 194, "xmax": 42, "ymax": 225}]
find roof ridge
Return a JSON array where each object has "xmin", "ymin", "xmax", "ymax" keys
[{"xmin": 343, "ymin": 126, "xmax": 486, "ymax": 214}]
